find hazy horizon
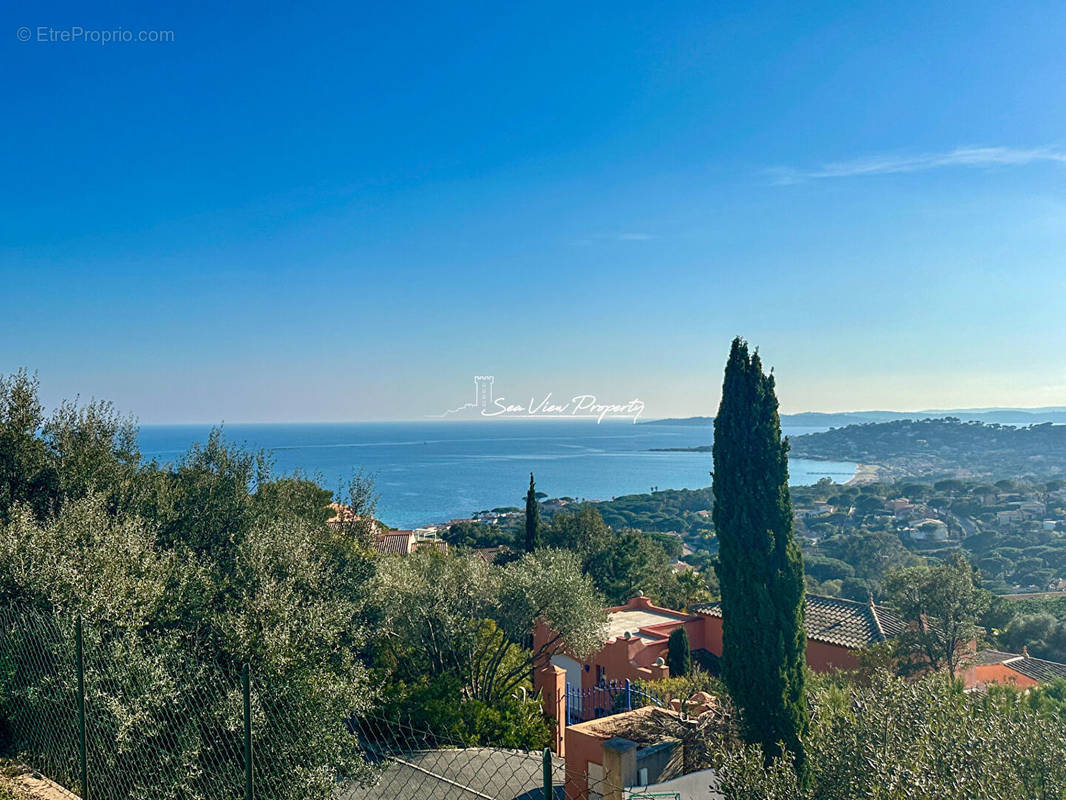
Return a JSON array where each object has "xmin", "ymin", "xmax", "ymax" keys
[
  {"xmin": 4, "ymin": 2, "xmax": 1065, "ymax": 421},
  {"xmin": 87, "ymin": 402, "xmax": 1066, "ymax": 427}
]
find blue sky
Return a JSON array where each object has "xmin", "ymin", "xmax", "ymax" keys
[{"xmin": 3, "ymin": 0, "xmax": 1065, "ymax": 422}]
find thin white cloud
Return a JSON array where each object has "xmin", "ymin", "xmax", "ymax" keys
[
  {"xmin": 572, "ymin": 232, "xmax": 657, "ymax": 246},
  {"xmin": 769, "ymin": 146, "xmax": 1066, "ymax": 184}
]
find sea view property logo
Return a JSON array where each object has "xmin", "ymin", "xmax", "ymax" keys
[{"xmin": 434, "ymin": 376, "xmax": 646, "ymax": 423}]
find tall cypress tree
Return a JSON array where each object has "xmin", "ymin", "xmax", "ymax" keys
[
  {"xmin": 712, "ymin": 337, "xmax": 808, "ymax": 781},
  {"xmin": 524, "ymin": 472, "xmax": 541, "ymax": 552}
]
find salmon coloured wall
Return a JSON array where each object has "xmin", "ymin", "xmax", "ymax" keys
[
  {"xmin": 699, "ymin": 615, "xmax": 858, "ymax": 672},
  {"xmin": 970, "ymin": 664, "xmax": 1039, "ymax": 689}
]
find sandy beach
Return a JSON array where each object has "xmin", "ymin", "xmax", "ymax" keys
[{"xmin": 846, "ymin": 463, "xmax": 881, "ymax": 485}]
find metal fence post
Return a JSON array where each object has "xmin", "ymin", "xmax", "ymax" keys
[
  {"xmin": 242, "ymin": 663, "xmax": 253, "ymax": 800},
  {"xmin": 624, "ymin": 678, "xmax": 631, "ymax": 711},
  {"xmin": 75, "ymin": 615, "xmax": 88, "ymax": 800},
  {"xmin": 542, "ymin": 747, "xmax": 552, "ymax": 800}
]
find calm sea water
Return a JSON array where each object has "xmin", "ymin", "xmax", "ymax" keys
[{"xmin": 137, "ymin": 421, "xmax": 854, "ymax": 529}]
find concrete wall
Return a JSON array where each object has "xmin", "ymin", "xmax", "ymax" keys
[
  {"xmin": 633, "ymin": 767, "xmax": 724, "ymax": 800},
  {"xmin": 634, "ymin": 740, "xmax": 679, "ymax": 785}
]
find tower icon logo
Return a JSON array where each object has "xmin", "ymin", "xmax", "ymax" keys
[{"xmin": 473, "ymin": 376, "xmax": 495, "ymax": 410}]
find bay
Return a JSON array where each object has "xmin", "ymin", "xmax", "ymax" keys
[{"xmin": 137, "ymin": 421, "xmax": 855, "ymax": 529}]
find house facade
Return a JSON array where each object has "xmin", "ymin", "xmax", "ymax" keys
[
  {"xmin": 963, "ymin": 648, "xmax": 1066, "ymax": 689},
  {"xmin": 534, "ymin": 592, "xmax": 906, "ymax": 717},
  {"xmin": 536, "ymin": 592, "xmax": 1066, "ymax": 760}
]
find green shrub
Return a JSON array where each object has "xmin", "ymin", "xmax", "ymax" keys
[
  {"xmin": 712, "ymin": 670, "xmax": 1066, "ymax": 800},
  {"xmin": 376, "ymin": 676, "xmax": 550, "ymax": 750}
]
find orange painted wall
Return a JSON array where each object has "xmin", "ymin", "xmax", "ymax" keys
[
  {"xmin": 700, "ymin": 615, "xmax": 859, "ymax": 671},
  {"xmin": 563, "ymin": 724, "xmax": 605, "ymax": 799},
  {"xmin": 805, "ymin": 639, "xmax": 860, "ymax": 671},
  {"xmin": 537, "ymin": 600, "xmax": 867, "ymax": 715},
  {"xmin": 970, "ymin": 664, "xmax": 1039, "ymax": 690},
  {"xmin": 702, "ymin": 615, "xmax": 723, "ymax": 656}
]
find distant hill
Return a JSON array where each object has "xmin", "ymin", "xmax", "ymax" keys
[
  {"xmin": 788, "ymin": 417, "xmax": 1066, "ymax": 479},
  {"xmin": 643, "ymin": 408, "xmax": 1066, "ymax": 428}
]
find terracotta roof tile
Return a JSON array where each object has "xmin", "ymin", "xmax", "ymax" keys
[
  {"xmin": 694, "ymin": 593, "xmax": 906, "ymax": 650},
  {"xmin": 373, "ymin": 532, "xmax": 414, "ymax": 555},
  {"xmin": 975, "ymin": 649, "xmax": 1020, "ymax": 666}
]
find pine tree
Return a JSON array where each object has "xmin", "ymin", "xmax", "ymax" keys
[
  {"xmin": 712, "ymin": 337, "xmax": 808, "ymax": 781},
  {"xmin": 525, "ymin": 472, "xmax": 541, "ymax": 552},
  {"xmin": 667, "ymin": 627, "xmax": 691, "ymax": 677}
]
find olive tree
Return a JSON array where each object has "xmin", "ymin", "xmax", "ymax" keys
[
  {"xmin": 0, "ymin": 491, "xmax": 375, "ymax": 800},
  {"xmin": 711, "ymin": 671, "xmax": 1066, "ymax": 800},
  {"xmin": 371, "ymin": 547, "xmax": 606, "ymax": 704}
]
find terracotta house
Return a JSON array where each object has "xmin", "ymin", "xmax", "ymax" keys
[
  {"xmin": 963, "ymin": 648, "xmax": 1066, "ymax": 690},
  {"xmin": 534, "ymin": 591, "xmax": 906, "ymax": 713},
  {"xmin": 563, "ymin": 705, "xmax": 725, "ymax": 800},
  {"xmin": 534, "ymin": 593, "xmax": 692, "ymax": 700},
  {"xmin": 695, "ymin": 593, "xmax": 906, "ymax": 672},
  {"xmin": 535, "ymin": 592, "xmax": 1066, "ymax": 759}
]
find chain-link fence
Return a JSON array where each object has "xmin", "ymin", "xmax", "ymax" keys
[{"xmin": 0, "ymin": 606, "xmax": 613, "ymax": 800}]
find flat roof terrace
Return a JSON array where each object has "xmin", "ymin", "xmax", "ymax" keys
[{"xmin": 606, "ymin": 608, "xmax": 689, "ymax": 641}]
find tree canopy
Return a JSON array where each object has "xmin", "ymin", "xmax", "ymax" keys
[{"xmin": 885, "ymin": 552, "xmax": 990, "ymax": 674}]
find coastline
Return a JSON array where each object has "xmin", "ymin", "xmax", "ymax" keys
[{"xmin": 846, "ymin": 463, "xmax": 881, "ymax": 485}]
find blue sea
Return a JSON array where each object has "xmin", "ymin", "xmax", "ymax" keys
[{"xmin": 137, "ymin": 421, "xmax": 855, "ymax": 529}]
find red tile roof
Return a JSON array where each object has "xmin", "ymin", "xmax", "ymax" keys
[
  {"xmin": 695, "ymin": 593, "xmax": 905, "ymax": 650},
  {"xmin": 373, "ymin": 532, "xmax": 415, "ymax": 555}
]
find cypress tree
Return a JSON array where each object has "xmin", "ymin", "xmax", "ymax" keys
[
  {"xmin": 524, "ymin": 472, "xmax": 541, "ymax": 552},
  {"xmin": 667, "ymin": 627, "xmax": 691, "ymax": 677},
  {"xmin": 712, "ymin": 337, "xmax": 808, "ymax": 780}
]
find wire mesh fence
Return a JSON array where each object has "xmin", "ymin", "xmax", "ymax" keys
[{"xmin": 0, "ymin": 605, "xmax": 614, "ymax": 800}]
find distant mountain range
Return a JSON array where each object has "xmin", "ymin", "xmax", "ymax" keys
[{"xmin": 643, "ymin": 408, "xmax": 1066, "ymax": 427}]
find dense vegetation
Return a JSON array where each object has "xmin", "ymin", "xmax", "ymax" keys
[
  {"xmin": 442, "ymin": 500, "xmax": 715, "ymax": 610},
  {"xmin": 0, "ymin": 370, "xmax": 605, "ymax": 793},
  {"xmin": 564, "ymin": 488, "xmax": 719, "ymax": 575},
  {"xmin": 983, "ymin": 594, "xmax": 1066, "ymax": 663},
  {"xmin": 712, "ymin": 671, "xmax": 1066, "ymax": 800},
  {"xmin": 0, "ymin": 373, "xmax": 378, "ymax": 798},
  {"xmin": 789, "ymin": 417, "xmax": 1066, "ymax": 479},
  {"xmin": 541, "ymin": 506, "xmax": 713, "ymax": 608},
  {"xmin": 366, "ymin": 547, "xmax": 604, "ymax": 746},
  {"xmin": 591, "ymin": 487, "xmax": 715, "ymax": 534}
]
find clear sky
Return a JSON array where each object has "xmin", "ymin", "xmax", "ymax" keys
[{"xmin": 3, "ymin": 1, "xmax": 1065, "ymax": 422}]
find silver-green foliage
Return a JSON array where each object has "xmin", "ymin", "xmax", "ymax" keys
[
  {"xmin": 712, "ymin": 671, "xmax": 1066, "ymax": 800},
  {"xmin": 371, "ymin": 548, "xmax": 606, "ymax": 704},
  {"xmin": 0, "ymin": 494, "xmax": 373, "ymax": 800}
]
